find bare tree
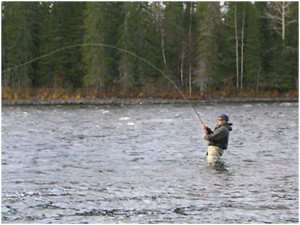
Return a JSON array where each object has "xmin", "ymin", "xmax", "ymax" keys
[
  {"xmin": 157, "ymin": 5, "xmax": 167, "ymax": 65},
  {"xmin": 234, "ymin": 4, "xmax": 239, "ymax": 88},
  {"xmin": 264, "ymin": 2, "xmax": 297, "ymax": 41},
  {"xmin": 180, "ymin": 45, "xmax": 185, "ymax": 86},
  {"xmin": 240, "ymin": 2, "xmax": 245, "ymax": 90},
  {"xmin": 188, "ymin": 2, "xmax": 193, "ymax": 96}
]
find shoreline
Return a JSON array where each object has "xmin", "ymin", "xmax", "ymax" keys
[{"xmin": 2, "ymin": 96, "xmax": 298, "ymax": 106}]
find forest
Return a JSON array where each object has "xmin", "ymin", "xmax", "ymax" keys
[{"xmin": 2, "ymin": 2, "xmax": 299, "ymax": 100}]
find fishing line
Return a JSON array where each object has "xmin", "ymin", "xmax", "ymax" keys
[{"xmin": 2, "ymin": 43, "xmax": 204, "ymax": 125}]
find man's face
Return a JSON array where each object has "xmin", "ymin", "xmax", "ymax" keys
[{"xmin": 218, "ymin": 118, "xmax": 227, "ymax": 125}]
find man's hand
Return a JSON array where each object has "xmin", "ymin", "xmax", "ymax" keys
[
  {"xmin": 202, "ymin": 134, "xmax": 207, "ymax": 140},
  {"xmin": 202, "ymin": 124, "xmax": 208, "ymax": 133}
]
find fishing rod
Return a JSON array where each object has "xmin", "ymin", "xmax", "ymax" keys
[{"xmin": 2, "ymin": 43, "xmax": 205, "ymax": 125}]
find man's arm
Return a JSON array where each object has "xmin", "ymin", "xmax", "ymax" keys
[
  {"xmin": 202, "ymin": 124, "xmax": 213, "ymax": 134},
  {"xmin": 206, "ymin": 127, "xmax": 229, "ymax": 142}
]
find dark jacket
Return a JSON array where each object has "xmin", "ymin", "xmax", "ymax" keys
[{"xmin": 206, "ymin": 123, "xmax": 233, "ymax": 150}]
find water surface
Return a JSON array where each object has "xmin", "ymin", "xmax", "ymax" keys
[{"xmin": 2, "ymin": 102, "xmax": 298, "ymax": 223}]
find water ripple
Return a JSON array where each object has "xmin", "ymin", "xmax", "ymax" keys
[{"xmin": 2, "ymin": 103, "xmax": 298, "ymax": 223}]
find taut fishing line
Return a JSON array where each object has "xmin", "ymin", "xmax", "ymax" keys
[{"xmin": 2, "ymin": 43, "xmax": 204, "ymax": 125}]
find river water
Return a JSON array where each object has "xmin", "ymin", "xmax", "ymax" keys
[{"xmin": 2, "ymin": 102, "xmax": 298, "ymax": 223}]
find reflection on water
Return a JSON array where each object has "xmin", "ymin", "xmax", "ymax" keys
[{"xmin": 2, "ymin": 102, "xmax": 298, "ymax": 223}]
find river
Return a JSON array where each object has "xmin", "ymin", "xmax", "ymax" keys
[{"xmin": 2, "ymin": 102, "xmax": 298, "ymax": 223}]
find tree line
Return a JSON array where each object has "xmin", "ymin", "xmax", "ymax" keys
[{"xmin": 2, "ymin": 2, "xmax": 298, "ymax": 98}]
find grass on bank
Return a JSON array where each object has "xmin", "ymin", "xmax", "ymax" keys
[{"xmin": 1, "ymin": 87, "xmax": 298, "ymax": 101}]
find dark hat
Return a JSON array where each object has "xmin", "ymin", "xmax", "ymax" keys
[{"xmin": 219, "ymin": 114, "xmax": 229, "ymax": 121}]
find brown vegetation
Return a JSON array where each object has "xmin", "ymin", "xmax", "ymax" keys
[{"xmin": 2, "ymin": 87, "xmax": 298, "ymax": 102}]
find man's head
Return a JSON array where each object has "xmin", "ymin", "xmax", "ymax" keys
[{"xmin": 218, "ymin": 114, "xmax": 229, "ymax": 125}]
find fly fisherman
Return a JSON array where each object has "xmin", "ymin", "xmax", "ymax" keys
[{"xmin": 202, "ymin": 114, "xmax": 233, "ymax": 165}]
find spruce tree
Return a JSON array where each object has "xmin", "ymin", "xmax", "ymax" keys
[
  {"xmin": 262, "ymin": 1, "xmax": 298, "ymax": 91},
  {"xmin": 243, "ymin": 2, "xmax": 264, "ymax": 93},
  {"xmin": 37, "ymin": 2, "xmax": 86, "ymax": 88},
  {"xmin": 2, "ymin": 2, "xmax": 40, "ymax": 89},
  {"xmin": 223, "ymin": 2, "xmax": 250, "ymax": 90},
  {"xmin": 118, "ymin": 2, "xmax": 157, "ymax": 92},
  {"xmin": 162, "ymin": 2, "xmax": 185, "ymax": 88},
  {"xmin": 82, "ymin": 2, "xmax": 124, "ymax": 91},
  {"xmin": 286, "ymin": 2, "xmax": 298, "ymax": 90},
  {"xmin": 194, "ymin": 2, "xmax": 222, "ymax": 95}
]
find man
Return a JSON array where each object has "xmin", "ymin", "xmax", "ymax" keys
[{"xmin": 202, "ymin": 114, "xmax": 233, "ymax": 165}]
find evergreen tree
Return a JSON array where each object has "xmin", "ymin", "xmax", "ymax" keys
[
  {"xmin": 243, "ymin": 2, "xmax": 264, "ymax": 93},
  {"xmin": 263, "ymin": 1, "xmax": 298, "ymax": 91},
  {"xmin": 118, "ymin": 2, "xmax": 158, "ymax": 92},
  {"xmin": 184, "ymin": 2, "xmax": 197, "ymax": 96},
  {"xmin": 146, "ymin": 2, "xmax": 166, "ymax": 93},
  {"xmin": 162, "ymin": 2, "xmax": 186, "ymax": 87},
  {"xmin": 118, "ymin": 2, "xmax": 139, "ymax": 91},
  {"xmin": 151, "ymin": 2, "xmax": 167, "ymax": 67},
  {"xmin": 222, "ymin": 2, "xmax": 241, "ymax": 88},
  {"xmin": 194, "ymin": 1, "xmax": 222, "ymax": 95},
  {"xmin": 1, "ymin": 1, "xmax": 298, "ymax": 96},
  {"xmin": 223, "ymin": 2, "xmax": 252, "ymax": 90},
  {"xmin": 82, "ymin": 2, "xmax": 124, "ymax": 91},
  {"xmin": 37, "ymin": 2, "xmax": 86, "ymax": 88},
  {"xmin": 2, "ymin": 2, "xmax": 40, "ymax": 88},
  {"xmin": 286, "ymin": 2, "xmax": 298, "ymax": 90}
]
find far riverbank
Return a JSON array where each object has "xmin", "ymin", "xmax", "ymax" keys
[{"xmin": 2, "ymin": 96, "xmax": 298, "ymax": 106}]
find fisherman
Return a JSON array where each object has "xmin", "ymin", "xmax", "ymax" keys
[{"xmin": 202, "ymin": 114, "xmax": 233, "ymax": 165}]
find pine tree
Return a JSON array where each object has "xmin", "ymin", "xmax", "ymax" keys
[
  {"xmin": 243, "ymin": 2, "xmax": 264, "ymax": 93},
  {"xmin": 162, "ymin": 2, "xmax": 186, "ymax": 88},
  {"xmin": 152, "ymin": 2, "xmax": 167, "ymax": 67},
  {"xmin": 2, "ymin": 2, "xmax": 40, "ymax": 89},
  {"xmin": 118, "ymin": 2, "xmax": 158, "ymax": 92},
  {"xmin": 194, "ymin": 1, "xmax": 222, "ymax": 95},
  {"xmin": 263, "ymin": 1, "xmax": 298, "ymax": 91},
  {"xmin": 118, "ymin": 2, "xmax": 139, "ymax": 91},
  {"xmin": 2, "ymin": 1, "xmax": 297, "ymax": 96},
  {"xmin": 82, "ymin": 2, "xmax": 124, "ymax": 91},
  {"xmin": 223, "ymin": 2, "xmax": 251, "ymax": 90},
  {"xmin": 286, "ymin": 2, "xmax": 298, "ymax": 90},
  {"xmin": 37, "ymin": 2, "xmax": 86, "ymax": 88}
]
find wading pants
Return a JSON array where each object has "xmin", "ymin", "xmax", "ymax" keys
[{"xmin": 207, "ymin": 146, "xmax": 224, "ymax": 165}]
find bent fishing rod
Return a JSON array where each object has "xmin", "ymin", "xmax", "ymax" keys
[{"xmin": 2, "ymin": 43, "xmax": 205, "ymax": 126}]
